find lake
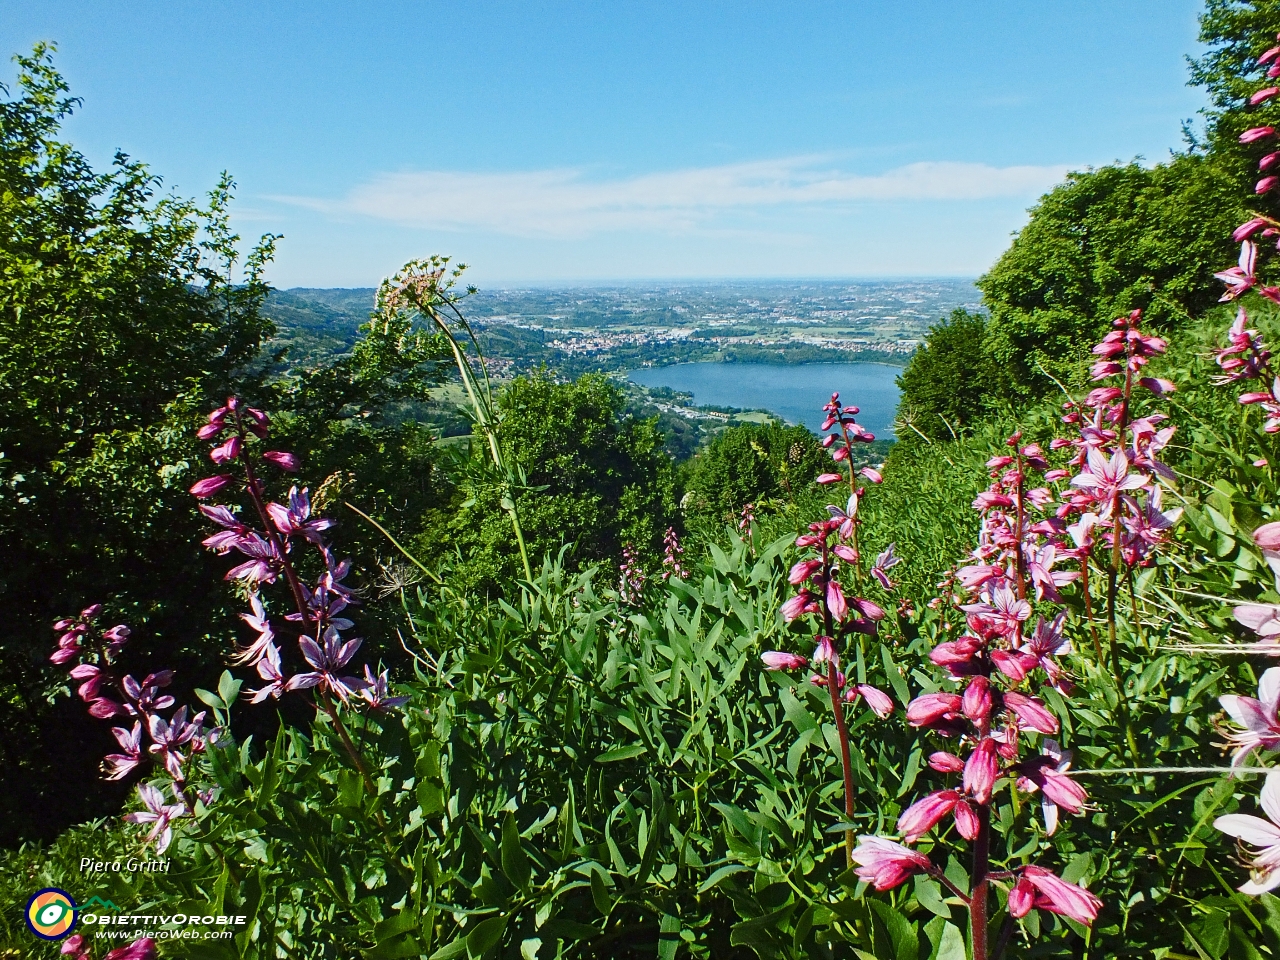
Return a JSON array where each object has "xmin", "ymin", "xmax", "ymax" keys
[{"xmin": 627, "ymin": 361, "xmax": 901, "ymax": 436}]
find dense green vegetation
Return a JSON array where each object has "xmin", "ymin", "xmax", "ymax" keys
[{"xmin": 9, "ymin": 3, "xmax": 1280, "ymax": 958}]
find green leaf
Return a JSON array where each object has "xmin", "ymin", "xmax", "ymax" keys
[
  {"xmin": 593, "ymin": 742, "xmax": 647, "ymax": 763},
  {"xmin": 779, "ymin": 685, "xmax": 817, "ymax": 733},
  {"xmin": 194, "ymin": 687, "xmax": 222, "ymax": 709},
  {"xmin": 501, "ymin": 812, "xmax": 531, "ymax": 889},
  {"xmin": 520, "ymin": 939, "xmax": 542, "ymax": 960},
  {"xmin": 374, "ymin": 911, "xmax": 421, "ymax": 942},
  {"xmin": 466, "ymin": 915, "xmax": 508, "ymax": 959},
  {"xmin": 697, "ymin": 863, "xmax": 751, "ymax": 894},
  {"xmin": 913, "ymin": 875, "xmax": 951, "ymax": 920},
  {"xmin": 924, "ymin": 916, "xmax": 966, "ymax": 960},
  {"xmin": 881, "ymin": 644, "xmax": 911, "ymax": 708},
  {"xmin": 869, "ymin": 899, "xmax": 918, "ymax": 960},
  {"xmin": 428, "ymin": 938, "xmax": 471, "ymax": 960},
  {"xmin": 217, "ymin": 669, "xmax": 242, "ymax": 706},
  {"xmin": 658, "ymin": 914, "xmax": 681, "ymax": 960}
]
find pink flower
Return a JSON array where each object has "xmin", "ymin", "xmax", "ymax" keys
[
  {"xmin": 788, "ymin": 559, "xmax": 822, "ymax": 585},
  {"xmin": 1017, "ymin": 739, "xmax": 1087, "ymax": 835},
  {"xmin": 209, "ymin": 435, "xmax": 242, "ymax": 464},
  {"xmin": 928, "ymin": 751, "xmax": 965, "ymax": 773},
  {"xmin": 247, "ymin": 641, "xmax": 288, "ymax": 702},
  {"xmin": 963, "ymin": 738, "xmax": 999, "ymax": 804},
  {"xmin": 761, "ymin": 651, "xmax": 808, "ymax": 671},
  {"xmin": 906, "ymin": 692, "xmax": 962, "ymax": 727},
  {"xmin": 1255, "ymin": 522, "xmax": 1280, "ymax": 552},
  {"xmin": 123, "ymin": 783, "xmax": 186, "ymax": 853},
  {"xmin": 845, "ymin": 683, "xmax": 894, "ymax": 718},
  {"xmin": 1008, "ymin": 876, "xmax": 1036, "ymax": 918},
  {"xmin": 850, "ymin": 836, "xmax": 933, "ymax": 890},
  {"xmin": 1242, "ymin": 126, "xmax": 1277, "ymax": 143},
  {"xmin": 1220, "ymin": 667, "xmax": 1280, "ymax": 766},
  {"xmin": 859, "ymin": 467, "xmax": 883, "ymax": 484},
  {"xmin": 1236, "ymin": 217, "xmax": 1271, "ymax": 242},
  {"xmin": 1070, "ymin": 449, "xmax": 1148, "ymax": 511},
  {"xmin": 816, "ymin": 473, "xmax": 843, "ymax": 485},
  {"xmin": 190, "ymin": 474, "xmax": 233, "ymax": 498},
  {"xmin": 1235, "ymin": 603, "xmax": 1280, "ymax": 639},
  {"xmin": 1217, "ymin": 241, "xmax": 1259, "ymax": 301},
  {"xmin": 826, "ymin": 579, "xmax": 849, "ymax": 622},
  {"xmin": 898, "ymin": 789, "xmax": 959, "ymax": 841},
  {"xmin": 1215, "ymin": 771, "xmax": 1280, "ymax": 895},
  {"xmin": 781, "ymin": 591, "xmax": 816, "ymax": 622},
  {"xmin": 103, "ymin": 722, "xmax": 144, "ymax": 780},
  {"xmin": 1259, "ymin": 176, "xmax": 1280, "ymax": 195},
  {"xmin": 962, "ymin": 676, "xmax": 992, "ymax": 721},
  {"xmin": 103, "ymin": 938, "xmax": 159, "ymax": 960},
  {"xmin": 1021, "ymin": 865, "xmax": 1103, "ymax": 925},
  {"xmin": 1253, "ymin": 87, "xmax": 1280, "ymax": 105},
  {"xmin": 1002, "ymin": 691, "xmax": 1060, "ymax": 734},
  {"xmin": 262, "ymin": 450, "xmax": 300, "ymax": 471}
]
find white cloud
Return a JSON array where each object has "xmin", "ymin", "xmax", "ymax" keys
[{"xmin": 270, "ymin": 156, "xmax": 1071, "ymax": 239}]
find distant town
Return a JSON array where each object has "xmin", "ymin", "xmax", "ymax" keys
[{"xmin": 263, "ymin": 279, "xmax": 982, "ymax": 376}]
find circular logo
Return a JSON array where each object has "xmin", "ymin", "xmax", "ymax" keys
[{"xmin": 25, "ymin": 888, "xmax": 77, "ymax": 940}]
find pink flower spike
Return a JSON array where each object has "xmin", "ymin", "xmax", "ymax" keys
[
  {"xmin": 761, "ymin": 651, "xmax": 808, "ymax": 671},
  {"xmin": 1021, "ymin": 865, "xmax": 1103, "ymax": 925},
  {"xmin": 1215, "ymin": 771, "xmax": 1280, "ymax": 895},
  {"xmin": 190, "ymin": 474, "xmax": 233, "ymax": 498},
  {"xmin": 850, "ymin": 836, "xmax": 933, "ymax": 891}
]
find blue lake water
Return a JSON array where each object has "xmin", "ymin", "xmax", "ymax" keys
[{"xmin": 627, "ymin": 361, "xmax": 901, "ymax": 436}]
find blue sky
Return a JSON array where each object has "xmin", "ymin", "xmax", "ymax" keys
[{"xmin": 3, "ymin": 1, "xmax": 1208, "ymax": 286}]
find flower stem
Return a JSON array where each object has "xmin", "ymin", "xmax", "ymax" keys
[
  {"xmin": 970, "ymin": 804, "xmax": 990, "ymax": 960},
  {"xmin": 826, "ymin": 658, "xmax": 856, "ymax": 869}
]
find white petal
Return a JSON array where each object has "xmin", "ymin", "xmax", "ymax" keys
[
  {"xmin": 1215, "ymin": 813, "xmax": 1280, "ymax": 846},
  {"xmin": 1262, "ymin": 772, "xmax": 1280, "ymax": 827},
  {"xmin": 1240, "ymin": 868, "xmax": 1280, "ymax": 896},
  {"xmin": 1261, "ymin": 668, "xmax": 1280, "ymax": 710}
]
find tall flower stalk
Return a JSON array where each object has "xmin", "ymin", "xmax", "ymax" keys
[
  {"xmin": 376, "ymin": 256, "xmax": 533, "ymax": 580},
  {"xmin": 763, "ymin": 397, "xmax": 894, "ymax": 867},
  {"xmin": 855, "ymin": 429, "xmax": 1101, "ymax": 959}
]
